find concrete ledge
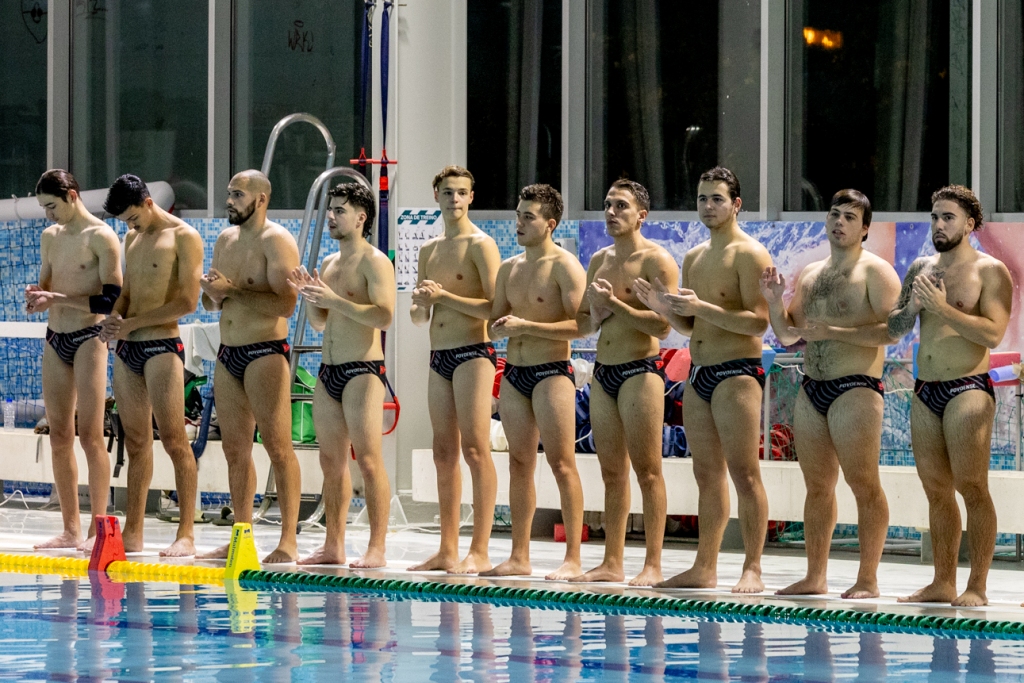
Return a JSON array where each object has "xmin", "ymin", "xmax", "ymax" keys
[{"xmin": 411, "ymin": 449, "xmax": 1024, "ymax": 534}]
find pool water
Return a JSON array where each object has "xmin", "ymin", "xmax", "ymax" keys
[{"xmin": 1, "ymin": 575, "xmax": 1024, "ymax": 681}]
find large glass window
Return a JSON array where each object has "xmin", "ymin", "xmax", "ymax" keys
[
  {"xmin": 1, "ymin": 0, "xmax": 48, "ymax": 199},
  {"xmin": 586, "ymin": 0, "xmax": 761, "ymax": 211},
  {"xmin": 232, "ymin": 0, "xmax": 362, "ymax": 210},
  {"xmin": 70, "ymin": 0, "xmax": 208, "ymax": 208},
  {"xmin": 467, "ymin": 0, "xmax": 562, "ymax": 210},
  {"xmin": 785, "ymin": 0, "xmax": 970, "ymax": 212},
  {"xmin": 998, "ymin": 0, "xmax": 1024, "ymax": 213}
]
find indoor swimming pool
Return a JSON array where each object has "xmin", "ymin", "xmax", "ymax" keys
[{"xmin": 2, "ymin": 573, "xmax": 1024, "ymax": 681}]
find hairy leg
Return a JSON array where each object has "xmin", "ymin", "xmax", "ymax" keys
[
  {"xmin": 617, "ymin": 372, "xmax": 666, "ymax": 586},
  {"xmin": 299, "ymin": 385, "xmax": 350, "ymax": 566},
  {"xmin": 777, "ymin": 388, "xmax": 838, "ymax": 596},
  {"xmin": 37, "ymin": 348, "xmax": 83, "ymax": 549},
  {"xmin": 244, "ymin": 354, "xmax": 301, "ymax": 563},
  {"xmin": 113, "ymin": 358, "xmax": 155, "ymax": 553},
  {"xmin": 199, "ymin": 366, "xmax": 256, "ymax": 560},
  {"xmin": 660, "ymin": 392, "xmax": 724, "ymax": 588},
  {"xmin": 830, "ymin": 388, "xmax": 887, "ymax": 599},
  {"xmin": 73, "ymin": 337, "xmax": 111, "ymax": 548},
  {"xmin": 344, "ymin": 374, "xmax": 388, "ymax": 569},
  {"xmin": 945, "ymin": 390, "xmax": 997, "ymax": 607},
  {"xmin": 480, "ymin": 379, "xmax": 538, "ymax": 577},
  {"xmin": 408, "ymin": 371, "xmax": 461, "ymax": 571},
  {"xmin": 145, "ymin": 354, "xmax": 197, "ymax": 556},
  {"xmin": 448, "ymin": 358, "xmax": 498, "ymax": 574},
  {"xmin": 570, "ymin": 381, "xmax": 628, "ymax": 583},
  {"xmin": 899, "ymin": 398, "xmax": 959, "ymax": 604},
  {"xmin": 533, "ymin": 375, "xmax": 584, "ymax": 581}
]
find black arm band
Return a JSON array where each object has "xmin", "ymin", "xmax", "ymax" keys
[{"xmin": 89, "ymin": 284, "xmax": 122, "ymax": 314}]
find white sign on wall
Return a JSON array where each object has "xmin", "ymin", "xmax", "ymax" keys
[{"xmin": 396, "ymin": 208, "xmax": 444, "ymax": 290}]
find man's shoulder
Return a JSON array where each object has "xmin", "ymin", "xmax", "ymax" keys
[
  {"xmin": 859, "ymin": 250, "xmax": 897, "ymax": 275},
  {"xmin": 976, "ymin": 251, "xmax": 1012, "ymax": 279},
  {"xmin": 468, "ymin": 228, "xmax": 498, "ymax": 249},
  {"xmin": 262, "ymin": 220, "xmax": 296, "ymax": 241}
]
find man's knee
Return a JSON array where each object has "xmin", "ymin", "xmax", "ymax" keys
[
  {"xmin": 223, "ymin": 444, "xmax": 254, "ymax": 468},
  {"xmin": 728, "ymin": 466, "xmax": 762, "ymax": 496},
  {"xmin": 954, "ymin": 478, "xmax": 992, "ymax": 509},
  {"xmin": 123, "ymin": 430, "xmax": 153, "ymax": 456},
  {"xmin": 599, "ymin": 460, "xmax": 629, "ymax": 488},
  {"xmin": 319, "ymin": 452, "xmax": 347, "ymax": 478},
  {"xmin": 843, "ymin": 471, "xmax": 883, "ymax": 502},
  {"xmin": 546, "ymin": 455, "xmax": 578, "ymax": 485},
  {"xmin": 633, "ymin": 467, "xmax": 663, "ymax": 493},
  {"xmin": 461, "ymin": 443, "xmax": 491, "ymax": 470}
]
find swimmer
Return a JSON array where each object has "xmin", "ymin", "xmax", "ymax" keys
[
  {"xmin": 570, "ymin": 179, "xmax": 678, "ymax": 587},
  {"xmin": 97, "ymin": 174, "xmax": 203, "ymax": 557},
  {"xmin": 288, "ymin": 183, "xmax": 395, "ymax": 568},
  {"xmin": 199, "ymin": 170, "xmax": 302, "ymax": 564},
  {"xmin": 636, "ymin": 167, "xmax": 772, "ymax": 593},
  {"xmin": 408, "ymin": 166, "xmax": 501, "ymax": 575},
  {"xmin": 482, "ymin": 184, "xmax": 586, "ymax": 581},
  {"xmin": 28, "ymin": 169, "xmax": 121, "ymax": 552},
  {"xmin": 761, "ymin": 189, "xmax": 901, "ymax": 599},
  {"xmin": 889, "ymin": 186, "xmax": 1012, "ymax": 607}
]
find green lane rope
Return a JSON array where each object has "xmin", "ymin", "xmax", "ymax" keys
[{"xmin": 235, "ymin": 570, "xmax": 1024, "ymax": 640}]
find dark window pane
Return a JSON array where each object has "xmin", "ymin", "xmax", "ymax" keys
[
  {"xmin": 586, "ymin": 0, "xmax": 761, "ymax": 211},
  {"xmin": 232, "ymin": 0, "xmax": 362, "ymax": 210},
  {"xmin": 71, "ymin": 0, "xmax": 208, "ymax": 208},
  {"xmin": 785, "ymin": 0, "xmax": 970, "ymax": 212},
  {"xmin": 468, "ymin": 0, "xmax": 562, "ymax": 210},
  {"xmin": 1, "ymin": 1, "xmax": 47, "ymax": 198},
  {"xmin": 998, "ymin": 0, "xmax": 1024, "ymax": 212}
]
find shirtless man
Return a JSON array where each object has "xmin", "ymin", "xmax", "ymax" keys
[
  {"xmin": 27, "ymin": 169, "xmax": 121, "ymax": 551},
  {"xmin": 286, "ymin": 183, "xmax": 395, "ymax": 568},
  {"xmin": 888, "ymin": 185, "xmax": 1012, "ymax": 607},
  {"xmin": 97, "ymin": 174, "xmax": 202, "ymax": 556},
  {"xmin": 482, "ymin": 184, "xmax": 586, "ymax": 581},
  {"xmin": 409, "ymin": 165, "xmax": 501, "ymax": 574},
  {"xmin": 636, "ymin": 167, "xmax": 772, "ymax": 593},
  {"xmin": 760, "ymin": 189, "xmax": 901, "ymax": 599},
  {"xmin": 200, "ymin": 170, "xmax": 302, "ymax": 564},
  {"xmin": 571, "ymin": 179, "xmax": 678, "ymax": 586}
]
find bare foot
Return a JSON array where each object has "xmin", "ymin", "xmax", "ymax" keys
[
  {"xmin": 122, "ymin": 532, "xmax": 145, "ymax": 554},
  {"xmin": 952, "ymin": 588, "xmax": 987, "ymax": 607},
  {"xmin": 776, "ymin": 576, "xmax": 828, "ymax": 596},
  {"xmin": 545, "ymin": 561, "xmax": 583, "ymax": 581},
  {"xmin": 34, "ymin": 531, "xmax": 82, "ymax": 550},
  {"xmin": 160, "ymin": 538, "xmax": 196, "ymax": 558},
  {"xmin": 897, "ymin": 582, "xmax": 958, "ymax": 604},
  {"xmin": 568, "ymin": 563, "xmax": 625, "ymax": 583},
  {"xmin": 448, "ymin": 552, "xmax": 490, "ymax": 575},
  {"xmin": 298, "ymin": 545, "xmax": 346, "ymax": 566},
  {"xmin": 656, "ymin": 566, "xmax": 716, "ymax": 589},
  {"xmin": 732, "ymin": 569, "xmax": 765, "ymax": 594},
  {"xmin": 349, "ymin": 547, "xmax": 387, "ymax": 569},
  {"xmin": 840, "ymin": 581, "xmax": 879, "ymax": 600},
  {"xmin": 628, "ymin": 566, "xmax": 664, "ymax": 587},
  {"xmin": 77, "ymin": 536, "xmax": 96, "ymax": 554},
  {"xmin": 480, "ymin": 558, "xmax": 532, "ymax": 577},
  {"xmin": 263, "ymin": 547, "xmax": 298, "ymax": 564},
  {"xmin": 407, "ymin": 552, "xmax": 459, "ymax": 572},
  {"xmin": 197, "ymin": 544, "xmax": 230, "ymax": 560}
]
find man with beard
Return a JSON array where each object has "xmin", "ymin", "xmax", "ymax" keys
[
  {"xmin": 636, "ymin": 166, "xmax": 772, "ymax": 593},
  {"xmin": 98, "ymin": 174, "xmax": 203, "ymax": 556},
  {"xmin": 27, "ymin": 169, "xmax": 121, "ymax": 552},
  {"xmin": 200, "ymin": 170, "xmax": 302, "ymax": 563},
  {"xmin": 482, "ymin": 183, "xmax": 586, "ymax": 581},
  {"xmin": 571, "ymin": 179, "xmax": 678, "ymax": 586},
  {"xmin": 760, "ymin": 189, "xmax": 901, "ymax": 599},
  {"xmin": 888, "ymin": 185, "xmax": 1012, "ymax": 606}
]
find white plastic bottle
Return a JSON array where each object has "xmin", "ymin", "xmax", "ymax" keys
[{"xmin": 3, "ymin": 399, "xmax": 15, "ymax": 431}]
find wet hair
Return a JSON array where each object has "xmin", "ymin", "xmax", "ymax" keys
[
  {"xmin": 699, "ymin": 166, "xmax": 741, "ymax": 200},
  {"xmin": 432, "ymin": 165, "xmax": 475, "ymax": 190},
  {"xmin": 35, "ymin": 169, "xmax": 80, "ymax": 202},
  {"xmin": 830, "ymin": 189, "xmax": 872, "ymax": 241},
  {"xmin": 609, "ymin": 178, "xmax": 651, "ymax": 212},
  {"xmin": 931, "ymin": 185, "xmax": 984, "ymax": 231},
  {"xmin": 103, "ymin": 174, "xmax": 151, "ymax": 216},
  {"xmin": 329, "ymin": 182, "xmax": 376, "ymax": 238},
  {"xmin": 518, "ymin": 183, "xmax": 563, "ymax": 224}
]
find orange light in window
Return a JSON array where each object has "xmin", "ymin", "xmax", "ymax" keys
[{"xmin": 803, "ymin": 27, "xmax": 843, "ymax": 49}]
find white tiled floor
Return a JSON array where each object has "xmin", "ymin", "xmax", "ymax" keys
[{"xmin": 2, "ymin": 506, "xmax": 1023, "ymax": 623}]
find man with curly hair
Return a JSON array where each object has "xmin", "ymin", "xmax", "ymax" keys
[{"xmin": 888, "ymin": 185, "xmax": 1013, "ymax": 607}]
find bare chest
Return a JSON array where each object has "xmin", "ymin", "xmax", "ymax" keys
[
  {"xmin": 930, "ymin": 263, "xmax": 983, "ymax": 313},
  {"xmin": 219, "ymin": 237, "xmax": 270, "ymax": 290},
  {"xmin": 323, "ymin": 257, "xmax": 369, "ymax": 303},
  {"xmin": 688, "ymin": 251, "xmax": 741, "ymax": 305},
  {"xmin": 507, "ymin": 260, "xmax": 562, "ymax": 314},
  {"xmin": 594, "ymin": 255, "xmax": 646, "ymax": 307},
  {"xmin": 425, "ymin": 241, "xmax": 482, "ymax": 294},
  {"xmin": 127, "ymin": 232, "xmax": 178, "ymax": 283},
  {"xmin": 801, "ymin": 267, "xmax": 869, "ymax": 320},
  {"xmin": 49, "ymin": 235, "xmax": 97, "ymax": 278}
]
